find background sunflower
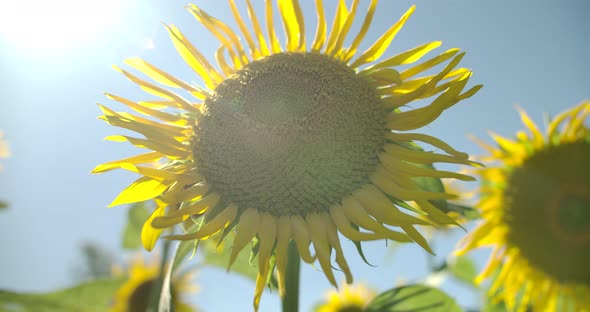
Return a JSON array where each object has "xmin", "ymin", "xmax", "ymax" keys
[
  {"xmin": 456, "ymin": 102, "xmax": 590, "ymax": 312},
  {"xmin": 0, "ymin": 130, "xmax": 9, "ymax": 208},
  {"xmin": 111, "ymin": 256, "xmax": 198, "ymax": 312},
  {"xmin": 314, "ymin": 282, "xmax": 375, "ymax": 312}
]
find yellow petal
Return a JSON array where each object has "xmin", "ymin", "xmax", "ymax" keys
[
  {"xmin": 342, "ymin": 0, "xmax": 377, "ymax": 61},
  {"xmin": 370, "ymin": 167, "xmax": 455, "ymax": 201},
  {"xmin": 123, "ymin": 57, "xmax": 208, "ymax": 99},
  {"xmin": 113, "ymin": 65, "xmax": 196, "ymax": 112},
  {"xmin": 378, "ymin": 152, "xmax": 474, "ymax": 181},
  {"xmin": 354, "ymin": 184, "xmax": 431, "ymax": 227},
  {"xmin": 307, "ymin": 213, "xmax": 337, "ymax": 287},
  {"xmin": 278, "ymin": 0, "xmax": 305, "ymax": 51},
  {"xmin": 324, "ymin": 214, "xmax": 353, "ymax": 283},
  {"xmin": 385, "ymin": 132, "xmax": 468, "ymax": 159},
  {"xmin": 103, "ymin": 135, "xmax": 189, "ymax": 159},
  {"xmin": 290, "ymin": 215, "xmax": 316, "ymax": 263},
  {"xmin": 228, "ymin": 208, "xmax": 260, "ymax": 269},
  {"xmin": 142, "ymin": 200, "xmax": 167, "ymax": 251},
  {"xmin": 108, "ymin": 176, "xmax": 167, "ymax": 207},
  {"xmin": 330, "ymin": 0, "xmax": 359, "ymax": 58},
  {"xmin": 92, "ymin": 152, "xmax": 163, "ymax": 174},
  {"xmin": 160, "ymin": 183, "xmax": 210, "ymax": 205},
  {"xmin": 310, "ymin": 0, "xmax": 326, "ymax": 52},
  {"xmin": 350, "ymin": 5, "xmax": 415, "ymax": 68},
  {"xmin": 253, "ymin": 213, "xmax": 277, "ymax": 312},
  {"xmin": 400, "ymin": 224, "xmax": 433, "ymax": 254},
  {"xmin": 245, "ymin": 0, "xmax": 270, "ymax": 56},
  {"xmin": 368, "ymin": 41, "xmax": 442, "ymax": 70},
  {"xmin": 383, "ymin": 143, "xmax": 476, "ymax": 166},
  {"xmin": 274, "ymin": 217, "xmax": 292, "ymax": 297},
  {"xmin": 400, "ymin": 48, "xmax": 460, "ymax": 81},
  {"xmin": 165, "ymin": 204, "xmax": 238, "ymax": 240},
  {"xmin": 105, "ymin": 93, "xmax": 190, "ymax": 126},
  {"xmin": 414, "ymin": 199, "xmax": 460, "ymax": 226},
  {"xmin": 330, "ymin": 206, "xmax": 386, "ymax": 241},
  {"xmin": 160, "ymin": 191, "xmax": 217, "ymax": 218},
  {"xmin": 265, "ymin": 0, "xmax": 282, "ymax": 53},
  {"xmin": 324, "ymin": 0, "xmax": 348, "ymax": 55},
  {"xmin": 229, "ymin": 0, "xmax": 260, "ymax": 59},
  {"xmin": 186, "ymin": 5, "xmax": 248, "ymax": 67},
  {"xmin": 341, "ymin": 196, "xmax": 411, "ymax": 242}
]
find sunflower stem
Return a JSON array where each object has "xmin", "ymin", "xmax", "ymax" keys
[
  {"xmin": 148, "ymin": 239, "xmax": 171, "ymax": 312},
  {"xmin": 282, "ymin": 241, "xmax": 300, "ymax": 312}
]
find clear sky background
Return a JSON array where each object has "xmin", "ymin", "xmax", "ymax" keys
[{"xmin": 0, "ymin": 0, "xmax": 589, "ymax": 311}]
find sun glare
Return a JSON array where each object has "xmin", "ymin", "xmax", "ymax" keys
[{"xmin": 0, "ymin": 0, "xmax": 122, "ymax": 54}]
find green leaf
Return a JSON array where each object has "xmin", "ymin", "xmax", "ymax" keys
[
  {"xmin": 0, "ymin": 278, "xmax": 125, "ymax": 312},
  {"xmin": 122, "ymin": 202, "xmax": 150, "ymax": 250},
  {"xmin": 201, "ymin": 236, "xmax": 258, "ymax": 282},
  {"xmin": 446, "ymin": 203, "xmax": 480, "ymax": 220},
  {"xmin": 74, "ymin": 242, "xmax": 113, "ymax": 280},
  {"xmin": 447, "ymin": 255, "xmax": 478, "ymax": 286},
  {"xmin": 366, "ymin": 284, "xmax": 463, "ymax": 312},
  {"xmin": 172, "ymin": 240, "xmax": 199, "ymax": 273}
]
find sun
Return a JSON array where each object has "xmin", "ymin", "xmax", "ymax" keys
[{"xmin": 0, "ymin": 0, "xmax": 122, "ymax": 54}]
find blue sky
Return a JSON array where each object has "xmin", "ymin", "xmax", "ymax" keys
[{"xmin": 0, "ymin": 0, "xmax": 589, "ymax": 311}]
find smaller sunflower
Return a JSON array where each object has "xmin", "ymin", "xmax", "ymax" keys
[
  {"xmin": 0, "ymin": 130, "xmax": 9, "ymax": 208},
  {"xmin": 315, "ymin": 282, "xmax": 375, "ymax": 312},
  {"xmin": 0, "ymin": 130, "xmax": 9, "ymax": 169},
  {"xmin": 111, "ymin": 256, "xmax": 198, "ymax": 312},
  {"xmin": 456, "ymin": 102, "xmax": 590, "ymax": 312}
]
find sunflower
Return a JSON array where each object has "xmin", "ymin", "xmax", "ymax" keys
[
  {"xmin": 456, "ymin": 102, "xmax": 590, "ymax": 312},
  {"xmin": 0, "ymin": 130, "xmax": 8, "ymax": 208},
  {"xmin": 94, "ymin": 1, "xmax": 481, "ymax": 309},
  {"xmin": 315, "ymin": 282, "xmax": 375, "ymax": 312},
  {"xmin": 0, "ymin": 130, "xmax": 9, "ymax": 169},
  {"xmin": 111, "ymin": 256, "xmax": 197, "ymax": 312}
]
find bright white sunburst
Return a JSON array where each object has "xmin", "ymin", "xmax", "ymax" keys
[{"xmin": 0, "ymin": 0, "xmax": 122, "ymax": 54}]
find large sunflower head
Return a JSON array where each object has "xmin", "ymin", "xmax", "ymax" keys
[
  {"xmin": 94, "ymin": 0, "xmax": 481, "ymax": 309},
  {"xmin": 315, "ymin": 282, "xmax": 375, "ymax": 312},
  {"xmin": 111, "ymin": 256, "xmax": 197, "ymax": 312},
  {"xmin": 456, "ymin": 102, "xmax": 590, "ymax": 312}
]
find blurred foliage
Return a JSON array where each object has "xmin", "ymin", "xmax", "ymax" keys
[
  {"xmin": 122, "ymin": 202, "xmax": 150, "ymax": 250},
  {"xmin": 201, "ymin": 235, "xmax": 259, "ymax": 282},
  {"xmin": 0, "ymin": 278, "xmax": 124, "ymax": 312},
  {"xmin": 72, "ymin": 242, "xmax": 113, "ymax": 281},
  {"xmin": 447, "ymin": 256, "xmax": 478, "ymax": 286},
  {"xmin": 0, "ymin": 200, "xmax": 7, "ymax": 210},
  {"xmin": 366, "ymin": 284, "xmax": 463, "ymax": 312}
]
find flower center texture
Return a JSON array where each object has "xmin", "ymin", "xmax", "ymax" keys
[
  {"xmin": 503, "ymin": 141, "xmax": 590, "ymax": 284},
  {"xmin": 193, "ymin": 52, "xmax": 386, "ymax": 216},
  {"xmin": 128, "ymin": 280, "xmax": 155, "ymax": 312}
]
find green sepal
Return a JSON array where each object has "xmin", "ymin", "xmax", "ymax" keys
[
  {"xmin": 249, "ymin": 236, "xmax": 261, "ymax": 265},
  {"xmin": 172, "ymin": 239, "xmax": 199, "ymax": 273},
  {"xmin": 351, "ymin": 223, "xmax": 376, "ymax": 267}
]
